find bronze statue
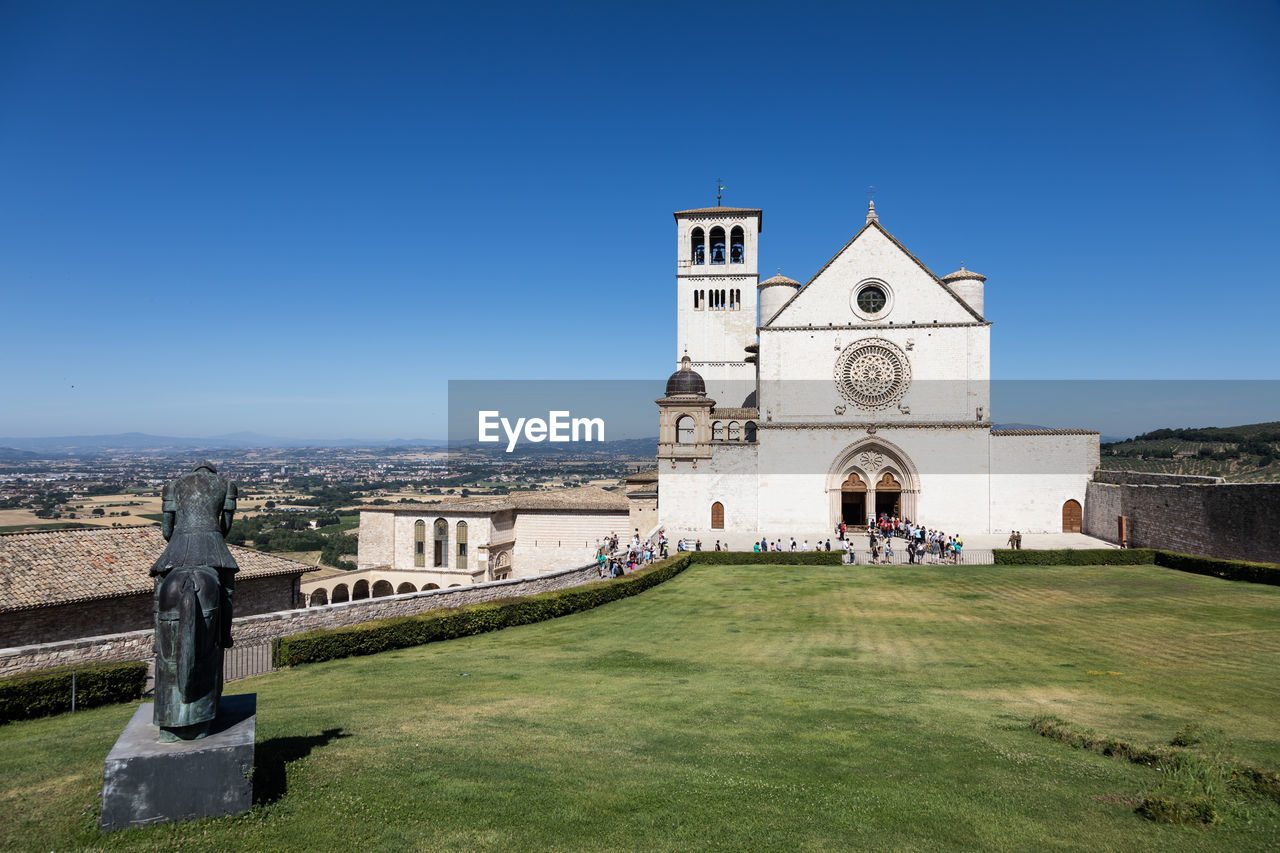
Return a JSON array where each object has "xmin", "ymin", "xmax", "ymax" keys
[{"xmin": 150, "ymin": 461, "xmax": 238, "ymax": 742}]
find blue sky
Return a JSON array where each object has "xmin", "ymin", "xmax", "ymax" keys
[{"xmin": 2, "ymin": 1, "xmax": 1277, "ymax": 439}]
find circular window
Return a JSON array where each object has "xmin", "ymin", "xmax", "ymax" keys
[
  {"xmin": 834, "ymin": 339, "xmax": 911, "ymax": 410},
  {"xmin": 850, "ymin": 280, "xmax": 894, "ymax": 320},
  {"xmin": 857, "ymin": 285, "xmax": 887, "ymax": 314}
]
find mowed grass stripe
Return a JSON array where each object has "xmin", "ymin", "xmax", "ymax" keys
[{"xmin": 1, "ymin": 561, "xmax": 1278, "ymax": 851}]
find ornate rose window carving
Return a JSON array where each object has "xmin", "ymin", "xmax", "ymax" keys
[{"xmin": 834, "ymin": 339, "xmax": 911, "ymax": 410}]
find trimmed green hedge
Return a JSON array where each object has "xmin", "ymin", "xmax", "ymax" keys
[
  {"xmin": 277, "ymin": 554, "xmax": 695, "ymax": 667},
  {"xmin": 0, "ymin": 661, "xmax": 147, "ymax": 724},
  {"xmin": 995, "ymin": 548, "xmax": 1280, "ymax": 585},
  {"xmin": 1154, "ymin": 550, "xmax": 1280, "ymax": 586},
  {"xmin": 993, "ymin": 549, "xmax": 1157, "ymax": 566}
]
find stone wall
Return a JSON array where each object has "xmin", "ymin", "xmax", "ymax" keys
[
  {"xmin": 1092, "ymin": 470, "xmax": 1222, "ymax": 486},
  {"xmin": 0, "ymin": 561, "xmax": 601, "ymax": 678},
  {"xmin": 1084, "ymin": 472, "xmax": 1280, "ymax": 564},
  {"xmin": 0, "ymin": 574, "xmax": 301, "ymax": 649}
]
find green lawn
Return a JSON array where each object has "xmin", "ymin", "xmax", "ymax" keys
[{"xmin": 3, "ymin": 562, "xmax": 1279, "ymax": 851}]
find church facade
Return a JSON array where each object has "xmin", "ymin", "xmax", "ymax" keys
[{"xmin": 654, "ymin": 202, "xmax": 1098, "ymax": 540}]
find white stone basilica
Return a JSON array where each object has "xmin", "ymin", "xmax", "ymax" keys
[{"xmin": 652, "ymin": 202, "xmax": 1098, "ymax": 540}]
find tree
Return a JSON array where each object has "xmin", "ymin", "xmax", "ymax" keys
[{"xmin": 91, "ymin": 507, "xmax": 105, "ymax": 517}]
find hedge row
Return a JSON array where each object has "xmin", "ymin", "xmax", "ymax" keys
[
  {"xmin": 0, "ymin": 661, "xmax": 148, "ymax": 724},
  {"xmin": 1153, "ymin": 550, "xmax": 1280, "ymax": 586},
  {"xmin": 993, "ymin": 548, "xmax": 1157, "ymax": 566},
  {"xmin": 276, "ymin": 553, "xmax": 696, "ymax": 667},
  {"xmin": 995, "ymin": 547, "xmax": 1280, "ymax": 585}
]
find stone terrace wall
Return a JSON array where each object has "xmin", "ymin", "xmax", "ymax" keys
[
  {"xmin": 0, "ymin": 561, "xmax": 600, "ymax": 678},
  {"xmin": 1093, "ymin": 470, "xmax": 1223, "ymax": 486},
  {"xmin": 1085, "ymin": 474, "xmax": 1280, "ymax": 564}
]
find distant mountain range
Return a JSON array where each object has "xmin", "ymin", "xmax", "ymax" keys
[{"xmin": 0, "ymin": 432, "xmax": 449, "ymax": 454}]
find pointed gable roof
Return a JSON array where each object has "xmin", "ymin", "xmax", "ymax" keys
[{"xmin": 764, "ymin": 219, "xmax": 987, "ymax": 326}]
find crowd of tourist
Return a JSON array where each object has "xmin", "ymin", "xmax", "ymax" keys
[
  {"xmin": 595, "ymin": 514, "xmax": 970, "ymax": 572},
  {"xmin": 596, "ymin": 530, "xmax": 668, "ymax": 578}
]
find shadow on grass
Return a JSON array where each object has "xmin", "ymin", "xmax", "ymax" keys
[{"xmin": 254, "ymin": 727, "xmax": 350, "ymax": 805}]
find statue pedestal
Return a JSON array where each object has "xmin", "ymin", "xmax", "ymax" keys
[{"xmin": 100, "ymin": 693, "xmax": 256, "ymax": 831}]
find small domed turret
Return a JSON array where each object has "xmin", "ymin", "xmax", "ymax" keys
[
  {"xmin": 940, "ymin": 266, "xmax": 986, "ymax": 317},
  {"xmin": 758, "ymin": 273, "xmax": 801, "ymax": 325},
  {"xmin": 665, "ymin": 355, "xmax": 706, "ymax": 397}
]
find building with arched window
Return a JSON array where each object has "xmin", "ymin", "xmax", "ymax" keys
[
  {"xmin": 656, "ymin": 200, "xmax": 1099, "ymax": 541},
  {"xmin": 304, "ymin": 486, "xmax": 632, "ymax": 607}
]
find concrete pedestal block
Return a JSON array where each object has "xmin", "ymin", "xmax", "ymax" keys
[{"xmin": 100, "ymin": 693, "xmax": 256, "ymax": 831}]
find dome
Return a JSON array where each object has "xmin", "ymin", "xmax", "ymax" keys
[
  {"xmin": 940, "ymin": 266, "xmax": 986, "ymax": 283},
  {"xmin": 758, "ymin": 274, "xmax": 800, "ymax": 288},
  {"xmin": 665, "ymin": 356, "xmax": 706, "ymax": 397}
]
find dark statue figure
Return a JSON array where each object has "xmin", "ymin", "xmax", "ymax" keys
[{"xmin": 149, "ymin": 462, "xmax": 239, "ymax": 742}]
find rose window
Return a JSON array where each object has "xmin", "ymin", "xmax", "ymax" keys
[{"xmin": 834, "ymin": 339, "xmax": 911, "ymax": 409}]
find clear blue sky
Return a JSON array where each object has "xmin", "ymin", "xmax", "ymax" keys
[{"xmin": 2, "ymin": 1, "xmax": 1277, "ymax": 439}]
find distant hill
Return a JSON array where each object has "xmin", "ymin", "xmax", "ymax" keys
[
  {"xmin": 0, "ymin": 433, "xmax": 450, "ymax": 454},
  {"xmin": 1100, "ymin": 421, "xmax": 1278, "ymax": 483},
  {"xmin": 0, "ymin": 446, "xmax": 39, "ymax": 462}
]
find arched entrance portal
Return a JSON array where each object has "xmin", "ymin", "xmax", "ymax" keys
[
  {"xmin": 841, "ymin": 473, "xmax": 866, "ymax": 526},
  {"xmin": 827, "ymin": 439, "xmax": 920, "ymax": 530}
]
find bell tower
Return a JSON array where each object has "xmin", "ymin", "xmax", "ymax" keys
[{"xmin": 674, "ymin": 204, "xmax": 761, "ymax": 407}]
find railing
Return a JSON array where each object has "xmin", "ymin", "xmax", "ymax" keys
[
  {"xmin": 223, "ymin": 641, "xmax": 276, "ymax": 682},
  {"xmin": 845, "ymin": 548, "xmax": 995, "ymax": 566}
]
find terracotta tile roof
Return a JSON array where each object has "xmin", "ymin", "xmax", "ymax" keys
[
  {"xmin": 758, "ymin": 274, "xmax": 800, "ymax": 287},
  {"xmin": 674, "ymin": 206, "xmax": 762, "ymax": 216},
  {"xmin": 363, "ymin": 486, "xmax": 630, "ymax": 515},
  {"xmin": 0, "ymin": 526, "xmax": 317, "ymax": 614},
  {"xmin": 625, "ymin": 468, "xmax": 659, "ymax": 484},
  {"xmin": 940, "ymin": 268, "xmax": 987, "ymax": 282}
]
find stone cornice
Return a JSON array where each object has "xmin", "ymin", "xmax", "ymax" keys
[
  {"xmin": 757, "ymin": 421, "xmax": 993, "ymax": 431},
  {"xmin": 761, "ymin": 321, "xmax": 990, "ymax": 331}
]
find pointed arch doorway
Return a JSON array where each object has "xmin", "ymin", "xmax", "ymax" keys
[
  {"xmin": 841, "ymin": 473, "xmax": 866, "ymax": 526},
  {"xmin": 875, "ymin": 472, "xmax": 902, "ymax": 519},
  {"xmin": 827, "ymin": 439, "xmax": 920, "ymax": 530}
]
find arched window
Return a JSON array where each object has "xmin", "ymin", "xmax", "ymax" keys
[
  {"xmin": 414, "ymin": 519, "xmax": 426, "ymax": 567},
  {"xmin": 744, "ymin": 421, "xmax": 757, "ymax": 442},
  {"xmin": 734, "ymin": 289, "xmax": 741, "ymax": 309},
  {"xmin": 423, "ymin": 583, "xmax": 440, "ymax": 590},
  {"xmin": 331, "ymin": 583, "xmax": 349, "ymax": 603},
  {"xmin": 309, "ymin": 587, "xmax": 328, "ymax": 607},
  {"xmin": 690, "ymin": 227, "xmax": 705, "ymax": 265},
  {"xmin": 457, "ymin": 521, "xmax": 468, "ymax": 561},
  {"xmin": 372, "ymin": 580, "xmax": 394, "ymax": 598},
  {"xmin": 728, "ymin": 421, "xmax": 740, "ymax": 440},
  {"xmin": 676, "ymin": 415, "xmax": 695, "ymax": 444},
  {"xmin": 710, "ymin": 227, "xmax": 725, "ymax": 264},
  {"xmin": 693, "ymin": 290, "xmax": 701, "ymax": 309},
  {"xmin": 730, "ymin": 226, "xmax": 744, "ymax": 263},
  {"xmin": 711, "ymin": 501, "xmax": 724, "ymax": 529},
  {"xmin": 729, "ymin": 290, "xmax": 735, "ymax": 310},
  {"xmin": 712, "ymin": 421, "xmax": 724, "ymax": 441},
  {"xmin": 396, "ymin": 582, "xmax": 416, "ymax": 595},
  {"xmin": 721, "ymin": 289, "xmax": 727, "ymax": 308},
  {"xmin": 434, "ymin": 518, "xmax": 448, "ymax": 568},
  {"xmin": 353, "ymin": 579, "xmax": 370, "ymax": 600}
]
